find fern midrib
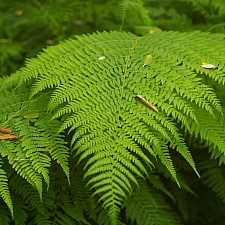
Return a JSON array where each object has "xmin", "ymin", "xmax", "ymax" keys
[
  {"xmin": 117, "ymin": 36, "xmax": 141, "ymax": 125},
  {"xmin": 109, "ymin": 36, "xmax": 141, "ymax": 212}
]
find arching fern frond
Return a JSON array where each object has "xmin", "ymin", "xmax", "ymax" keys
[
  {"xmin": 199, "ymin": 159, "xmax": 225, "ymax": 203},
  {"xmin": 123, "ymin": 179, "xmax": 183, "ymax": 225},
  {"xmin": 0, "ymin": 84, "xmax": 70, "ymax": 203},
  {"xmin": 118, "ymin": 0, "xmax": 152, "ymax": 31},
  {"xmin": 1, "ymin": 30, "xmax": 225, "ymax": 224},
  {"xmin": 0, "ymin": 199, "xmax": 11, "ymax": 225},
  {"xmin": 0, "ymin": 159, "xmax": 13, "ymax": 217},
  {"xmin": 11, "ymin": 194, "xmax": 28, "ymax": 225},
  {"xmin": 208, "ymin": 22, "xmax": 225, "ymax": 33}
]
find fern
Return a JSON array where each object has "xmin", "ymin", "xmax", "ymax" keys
[
  {"xmin": 1, "ymin": 30, "xmax": 225, "ymax": 224},
  {"xmin": 188, "ymin": 0, "xmax": 225, "ymax": 18},
  {"xmin": 123, "ymin": 179, "xmax": 183, "ymax": 225},
  {"xmin": 0, "ymin": 84, "xmax": 70, "ymax": 202},
  {"xmin": 148, "ymin": 0, "xmax": 225, "ymax": 33},
  {"xmin": 207, "ymin": 22, "xmax": 225, "ymax": 33},
  {"xmin": 0, "ymin": 199, "xmax": 11, "ymax": 225},
  {"xmin": 11, "ymin": 194, "xmax": 28, "ymax": 225},
  {"xmin": 199, "ymin": 159, "xmax": 225, "ymax": 203},
  {"xmin": 118, "ymin": 0, "xmax": 152, "ymax": 31},
  {"xmin": 0, "ymin": 160, "xmax": 13, "ymax": 217}
]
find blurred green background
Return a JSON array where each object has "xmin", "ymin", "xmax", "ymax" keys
[{"xmin": 1, "ymin": 0, "xmax": 225, "ymax": 77}]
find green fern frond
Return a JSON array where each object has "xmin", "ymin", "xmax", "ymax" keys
[
  {"xmin": 9, "ymin": 172, "xmax": 45, "ymax": 215},
  {"xmin": 188, "ymin": 107, "xmax": 225, "ymax": 154},
  {"xmin": 208, "ymin": 22, "xmax": 225, "ymax": 33},
  {"xmin": 170, "ymin": 183, "xmax": 189, "ymax": 221},
  {"xmin": 0, "ymin": 159, "xmax": 13, "ymax": 217},
  {"xmin": 118, "ymin": 0, "xmax": 152, "ymax": 31},
  {"xmin": 199, "ymin": 159, "xmax": 225, "ymax": 203},
  {"xmin": 124, "ymin": 179, "xmax": 183, "ymax": 225},
  {"xmin": 0, "ymin": 199, "xmax": 11, "ymax": 225},
  {"xmin": 148, "ymin": 174, "xmax": 175, "ymax": 201},
  {"xmin": 188, "ymin": 0, "xmax": 225, "ymax": 17},
  {"xmin": 169, "ymin": 171, "xmax": 199, "ymax": 221},
  {"xmin": 118, "ymin": 0, "xmax": 131, "ymax": 31},
  {"xmin": 70, "ymin": 161, "xmax": 111, "ymax": 225},
  {"xmin": 2, "ymin": 30, "xmax": 225, "ymax": 224},
  {"xmin": 0, "ymin": 85, "xmax": 70, "ymax": 203},
  {"xmin": 1, "ymin": 138, "xmax": 44, "ymax": 200},
  {"xmin": 11, "ymin": 194, "xmax": 28, "ymax": 225}
]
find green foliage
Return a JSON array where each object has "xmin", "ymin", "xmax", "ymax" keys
[
  {"xmin": 1, "ymin": 0, "xmax": 151, "ymax": 77},
  {"xmin": 147, "ymin": 0, "xmax": 225, "ymax": 32},
  {"xmin": 1, "ymin": 0, "xmax": 225, "ymax": 224},
  {"xmin": 1, "ymin": 28, "xmax": 225, "ymax": 224},
  {"xmin": 124, "ymin": 179, "xmax": 182, "ymax": 225}
]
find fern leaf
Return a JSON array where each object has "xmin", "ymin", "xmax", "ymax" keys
[
  {"xmin": 2, "ymin": 30, "xmax": 225, "ymax": 224},
  {"xmin": 199, "ymin": 159, "xmax": 225, "ymax": 203},
  {"xmin": 0, "ymin": 85, "xmax": 70, "ymax": 200},
  {"xmin": 148, "ymin": 175, "xmax": 175, "ymax": 201},
  {"xmin": 11, "ymin": 194, "xmax": 28, "ymax": 225},
  {"xmin": 118, "ymin": 0, "xmax": 152, "ymax": 31},
  {"xmin": 0, "ymin": 199, "xmax": 11, "ymax": 225},
  {"xmin": 124, "ymin": 179, "xmax": 183, "ymax": 225},
  {"xmin": 0, "ymin": 159, "xmax": 13, "ymax": 217}
]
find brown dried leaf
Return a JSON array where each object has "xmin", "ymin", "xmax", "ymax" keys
[
  {"xmin": 0, "ymin": 127, "xmax": 12, "ymax": 134},
  {"xmin": 14, "ymin": 10, "xmax": 24, "ymax": 16},
  {"xmin": 0, "ymin": 134, "xmax": 19, "ymax": 140}
]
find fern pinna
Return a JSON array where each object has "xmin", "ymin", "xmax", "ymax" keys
[{"xmin": 0, "ymin": 30, "xmax": 225, "ymax": 224}]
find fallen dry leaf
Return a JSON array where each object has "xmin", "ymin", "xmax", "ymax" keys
[
  {"xmin": 0, "ymin": 127, "xmax": 12, "ymax": 134},
  {"xmin": 0, "ymin": 134, "xmax": 19, "ymax": 140},
  {"xmin": 14, "ymin": 10, "xmax": 24, "ymax": 16}
]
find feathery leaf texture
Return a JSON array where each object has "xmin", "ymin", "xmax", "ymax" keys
[
  {"xmin": 0, "ymin": 85, "xmax": 70, "ymax": 204},
  {"xmin": 118, "ymin": 0, "xmax": 152, "ymax": 31},
  {"xmin": 124, "ymin": 179, "xmax": 183, "ymax": 225},
  {"xmin": 1, "ymin": 30, "xmax": 225, "ymax": 223},
  {"xmin": 199, "ymin": 159, "xmax": 225, "ymax": 203},
  {"xmin": 0, "ymin": 160, "xmax": 13, "ymax": 217}
]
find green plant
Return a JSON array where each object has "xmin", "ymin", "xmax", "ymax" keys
[
  {"xmin": 147, "ymin": 0, "xmax": 225, "ymax": 33},
  {"xmin": 1, "ymin": 29, "xmax": 225, "ymax": 224},
  {"xmin": 0, "ymin": 0, "xmax": 152, "ymax": 77}
]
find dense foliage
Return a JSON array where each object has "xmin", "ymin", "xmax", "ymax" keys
[{"xmin": 1, "ymin": 1, "xmax": 225, "ymax": 225}]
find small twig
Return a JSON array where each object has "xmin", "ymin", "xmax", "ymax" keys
[{"xmin": 135, "ymin": 94, "xmax": 160, "ymax": 114}]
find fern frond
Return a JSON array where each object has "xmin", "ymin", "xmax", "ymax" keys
[
  {"xmin": 70, "ymin": 161, "xmax": 111, "ymax": 225},
  {"xmin": 118, "ymin": 0, "xmax": 130, "ymax": 31},
  {"xmin": 124, "ymin": 179, "xmax": 183, "ymax": 225},
  {"xmin": 208, "ymin": 22, "xmax": 225, "ymax": 33},
  {"xmin": 118, "ymin": 0, "xmax": 151, "ymax": 31},
  {"xmin": 1, "ymin": 139, "xmax": 44, "ymax": 199},
  {"xmin": 2, "ymin": 30, "xmax": 225, "ymax": 224},
  {"xmin": 168, "ymin": 171, "xmax": 199, "ymax": 221},
  {"xmin": 199, "ymin": 159, "xmax": 225, "ymax": 203},
  {"xmin": 11, "ymin": 194, "xmax": 28, "ymax": 225},
  {"xmin": 9, "ymin": 172, "xmax": 45, "ymax": 215},
  {"xmin": 170, "ymin": 183, "xmax": 189, "ymax": 221},
  {"xmin": 0, "ymin": 199, "xmax": 11, "ymax": 225},
  {"xmin": 148, "ymin": 174, "xmax": 175, "ymax": 201},
  {"xmin": 189, "ymin": 107, "xmax": 225, "ymax": 154},
  {"xmin": 0, "ymin": 85, "xmax": 70, "ymax": 202},
  {"xmin": 0, "ymin": 159, "xmax": 13, "ymax": 217},
  {"xmin": 188, "ymin": 0, "xmax": 225, "ymax": 17}
]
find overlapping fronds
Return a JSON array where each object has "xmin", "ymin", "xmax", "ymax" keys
[
  {"xmin": 199, "ymin": 159, "xmax": 225, "ymax": 203},
  {"xmin": 0, "ymin": 85, "xmax": 70, "ymax": 204},
  {"xmin": 1, "ymin": 30, "xmax": 225, "ymax": 224},
  {"xmin": 124, "ymin": 179, "xmax": 183, "ymax": 225},
  {"xmin": 0, "ymin": 160, "xmax": 13, "ymax": 217}
]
